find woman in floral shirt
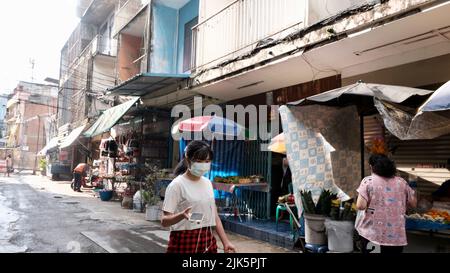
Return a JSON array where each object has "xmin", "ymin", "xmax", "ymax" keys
[{"xmin": 356, "ymin": 154, "xmax": 417, "ymax": 253}]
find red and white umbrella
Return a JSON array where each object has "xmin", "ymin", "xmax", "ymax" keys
[{"xmin": 172, "ymin": 116, "xmax": 246, "ymax": 137}]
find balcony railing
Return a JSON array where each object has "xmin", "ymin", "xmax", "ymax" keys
[
  {"xmin": 64, "ymin": 23, "xmax": 97, "ymax": 68},
  {"xmin": 92, "ymin": 35, "xmax": 118, "ymax": 57},
  {"xmin": 192, "ymin": 0, "xmax": 369, "ymax": 72},
  {"xmin": 192, "ymin": 0, "xmax": 306, "ymax": 72},
  {"xmin": 60, "ymin": 34, "xmax": 117, "ymax": 86},
  {"xmin": 112, "ymin": 0, "xmax": 148, "ymax": 37}
]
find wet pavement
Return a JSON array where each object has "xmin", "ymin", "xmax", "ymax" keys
[{"xmin": 0, "ymin": 173, "xmax": 293, "ymax": 253}]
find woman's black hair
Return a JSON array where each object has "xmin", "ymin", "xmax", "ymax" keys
[
  {"xmin": 369, "ymin": 154, "xmax": 397, "ymax": 178},
  {"xmin": 174, "ymin": 140, "xmax": 213, "ymax": 176}
]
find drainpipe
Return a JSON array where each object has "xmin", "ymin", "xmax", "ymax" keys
[{"xmin": 146, "ymin": 0, "xmax": 153, "ymax": 73}]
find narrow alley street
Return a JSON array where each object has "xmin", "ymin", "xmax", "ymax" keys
[
  {"xmin": 0, "ymin": 173, "xmax": 293, "ymax": 253},
  {"xmin": 1, "ymin": 0, "xmax": 449, "ymax": 259}
]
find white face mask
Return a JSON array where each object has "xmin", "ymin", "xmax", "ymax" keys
[{"xmin": 189, "ymin": 162, "xmax": 211, "ymax": 177}]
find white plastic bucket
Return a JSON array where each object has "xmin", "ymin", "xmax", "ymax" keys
[
  {"xmin": 133, "ymin": 201, "xmax": 142, "ymax": 212},
  {"xmin": 133, "ymin": 191, "xmax": 142, "ymax": 212},
  {"xmin": 304, "ymin": 213, "xmax": 328, "ymax": 245},
  {"xmin": 145, "ymin": 205, "xmax": 162, "ymax": 221},
  {"xmin": 325, "ymin": 219, "xmax": 354, "ymax": 253}
]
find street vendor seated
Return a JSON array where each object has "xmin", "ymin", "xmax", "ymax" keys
[
  {"xmin": 73, "ymin": 163, "xmax": 89, "ymax": 193},
  {"xmin": 432, "ymin": 159, "xmax": 450, "ymax": 202}
]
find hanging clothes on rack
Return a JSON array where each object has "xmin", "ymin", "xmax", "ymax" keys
[{"xmin": 100, "ymin": 137, "xmax": 119, "ymax": 158}]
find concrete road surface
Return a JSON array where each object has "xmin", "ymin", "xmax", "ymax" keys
[{"xmin": 0, "ymin": 172, "xmax": 293, "ymax": 253}]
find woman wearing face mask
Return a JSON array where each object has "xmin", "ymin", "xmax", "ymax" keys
[{"xmin": 161, "ymin": 140, "xmax": 236, "ymax": 253}]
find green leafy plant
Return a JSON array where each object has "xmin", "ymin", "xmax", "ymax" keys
[
  {"xmin": 142, "ymin": 190, "xmax": 160, "ymax": 206},
  {"xmin": 330, "ymin": 199, "xmax": 357, "ymax": 221},
  {"xmin": 300, "ymin": 189, "xmax": 338, "ymax": 216},
  {"xmin": 142, "ymin": 163, "xmax": 163, "ymax": 206},
  {"xmin": 39, "ymin": 159, "xmax": 47, "ymax": 170}
]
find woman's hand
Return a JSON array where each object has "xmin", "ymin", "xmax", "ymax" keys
[
  {"xmin": 181, "ymin": 206, "xmax": 192, "ymax": 220},
  {"xmin": 223, "ymin": 242, "xmax": 236, "ymax": 253},
  {"xmin": 161, "ymin": 207, "xmax": 192, "ymax": 227}
]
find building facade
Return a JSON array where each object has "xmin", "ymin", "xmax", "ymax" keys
[
  {"xmin": 55, "ymin": 0, "xmax": 119, "ymax": 174},
  {"xmin": 5, "ymin": 81, "xmax": 58, "ymax": 171}
]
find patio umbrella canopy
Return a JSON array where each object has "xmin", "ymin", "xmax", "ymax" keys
[
  {"xmin": 419, "ymin": 80, "xmax": 450, "ymax": 113},
  {"xmin": 376, "ymin": 80, "xmax": 450, "ymax": 139},
  {"xmin": 289, "ymin": 82, "xmax": 433, "ymax": 115},
  {"xmin": 268, "ymin": 133, "xmax": 286, "ymax": 154},
  {"xmin": 174, "ymin": 116, "xmax": 246, "ymax": 138}
]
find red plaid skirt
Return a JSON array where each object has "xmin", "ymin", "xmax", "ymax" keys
[{"xmin": 167, "ymin": 227, "xmax": 218, "ymax": 253}]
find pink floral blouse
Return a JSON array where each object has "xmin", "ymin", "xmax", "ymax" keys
[{"xmin": 355, "ymin": 174, "xmax": 415, "ymax": 246}]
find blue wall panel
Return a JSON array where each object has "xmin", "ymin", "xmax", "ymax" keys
[
  {"xmin": 177, "ymin": 0, "xmax": 199, "ymax": 74},
  {"xmin": 152, "ymin": 3, "xmax": 178, "ymax": 74}
]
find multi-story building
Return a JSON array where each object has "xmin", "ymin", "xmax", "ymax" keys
[
  {"xmin": 106, "ymin": 0, "xmax": 221, "ymax": 108},
  {"xmin": 189, "ymin": 0, "xmax": 449, "ymax": 100},
  {"xmin": 103, "ymin": 0, "xmax": 219, "ymax": 169},
  {"xmin": 55, "ymin": 0, "xmax": 119, "ymax": 174},
  {"xmin": 182, "ymin": 0, "xmax": 450, "ymax": 246},
  {"xmin": 5, "ymin": 81, "xmax": 58, "ymax": 171}
]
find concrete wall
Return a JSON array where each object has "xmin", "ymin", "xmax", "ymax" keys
[
  {"xmin": 22, "ymin": 100, "xmax": 57, "ymax": 154},
  {"xmin": 151, "ymin": 3, "xmax": 178, "ymax": 74},
  {"xmin": 92, "ymin": 57, "xmax": 116, "ymax": 90},
  {"xmin": 150, "ymin": 0, "xmax": 199, "ymax": 74},
  {"xmin": 118, "ymin": 33, "xmax": 143, "ymax": 82},
  {"xmin": 307, "ymin": 0, "xmax": 365, "ymax": 25},
  {"xmin": 342, "ymin": 53, "xmax": 450, "ymax": 88},
  {"xmin": 0, "ymin": 97, "xmax": 8, "ymax": 121},
  {"xmin": 90, "ymin": 56, "xmax": 115, "ymax": 117}
]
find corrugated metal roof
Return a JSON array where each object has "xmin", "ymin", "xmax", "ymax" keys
[{"xmin": 107, "ymin": 73, "xmax": 189, "ymax": 96}]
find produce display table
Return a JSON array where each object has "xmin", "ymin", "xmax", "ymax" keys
[
  {"xmin": 406, "ymin": 218, "xmax": 450, "ymax": 240},
  {"xmin": 212, "ymin": 182, "xmax": 269, "ymax": 193},
  {"xmin": 213, "ymin": 182, "xmax": 269, "ymax": 222},
  {"xmin": 406, "ymin": 218, "xmax": 450, "ymax": 231},
  {"xmin": 405, "ymin": 209, "xmax": 450, "ymax": 240}
]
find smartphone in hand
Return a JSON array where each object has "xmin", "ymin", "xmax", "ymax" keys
[{"xmin": 189, "ymin": 213, "xmax": 204, "ymax": 224}]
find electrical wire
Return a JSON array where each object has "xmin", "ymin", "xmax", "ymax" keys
[{"xmin": 301, "ymin": 54, "xmax": 340, "ymax": 82}]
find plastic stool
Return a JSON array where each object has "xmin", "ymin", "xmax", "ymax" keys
[{"xmin": 276, "ymin": 203, "xmax": 297, "ymax": 240}]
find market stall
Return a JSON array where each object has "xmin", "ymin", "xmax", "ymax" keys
[
  {"xmin": 213, "ymin": 175, "xmax": 269, "ymax": 221},
  {"xmin": 174, "ymin": 116, "xmax": 272, "ymax": 219},
  {"xmin": 280, "ymin": 81, "xmax": 450, "ymax": 251},
  {"xmin": 82, "ymin": 96, "xmax": 175, "ymax": 221}
]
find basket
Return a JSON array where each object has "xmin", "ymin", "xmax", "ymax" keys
[{"xmin": 99, "ymin": 190, "xmax": 113, "ymax": 201}]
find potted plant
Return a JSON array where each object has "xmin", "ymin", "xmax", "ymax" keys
[
  {"xmin": 39, "ymin": 158, "xmax": 47, "ymax": 176},
  {"xmin": 142, "ymin": 164, "xmax": 163, "ymax": 221},
  {"xmin": 300, "ymin": 189, "xmax": 337, "ymax": 246},
  {"xmin": 142, "ymin": 190, "xmax": 162, "ymax": 221}
]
